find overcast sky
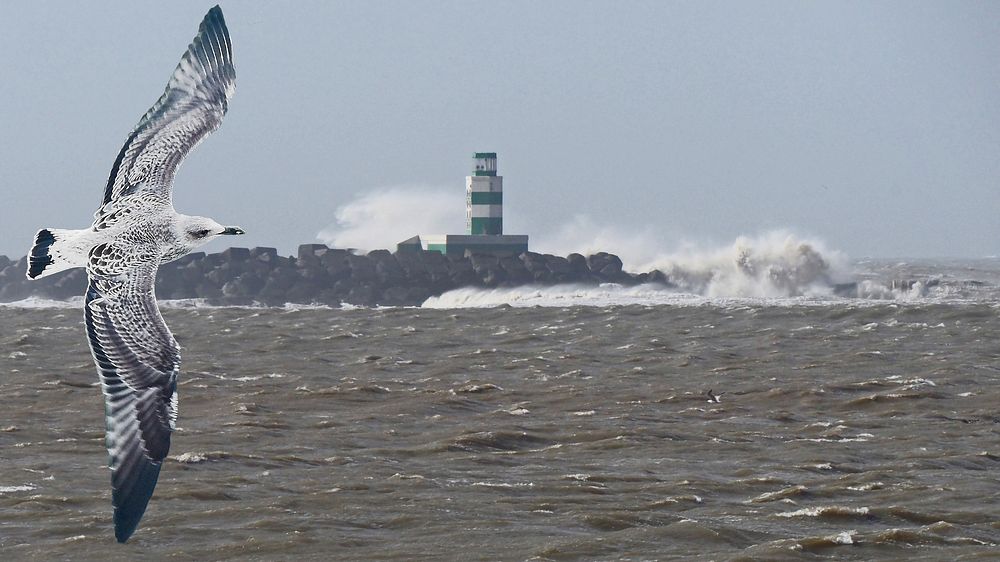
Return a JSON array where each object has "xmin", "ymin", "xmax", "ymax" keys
[{"xmin": 0, "ymin": 1, "xmax": 996, "ymax": 260}]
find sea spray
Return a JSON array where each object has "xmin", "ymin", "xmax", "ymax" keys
[
  {"xmin": 317, "ymin": 186, "xmax": 459, "ymax": 251},
  {"xmin": 643, "ymin": 231, "xmax": 851, "ymax": 298},
  {"xmin": 539, "ymin": 224, "xmax": 853, "ymax": 298},
  {"xmin": 422, "ymin": 283, "xmax": 694, "ymax": 309},
  {"xmin": 424, "ymin": 232, "xmax": 855, "ymax": 307}
]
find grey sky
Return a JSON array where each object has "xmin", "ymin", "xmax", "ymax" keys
[{"xmin": 1, "ymin": 1, "xmax": 997, "ymax": 259}]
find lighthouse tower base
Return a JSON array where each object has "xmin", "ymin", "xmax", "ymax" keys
[{"xmin": 397, "ymin": 234, "xmax": 529, "ymax": 257}]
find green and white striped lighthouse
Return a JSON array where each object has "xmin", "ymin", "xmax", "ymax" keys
[
  {"xmin": 397, "ymin": 151, "xmax": 528, "ymax": 256},
  {"xmin": 466, "ymin": 152, "xmax": 503, "ymax": 235}
]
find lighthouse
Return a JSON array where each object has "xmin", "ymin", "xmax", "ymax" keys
[
  {"xmin": 466, "ymin": 152, "xmax": 503, "ymax": 235},
  {"xmin": 397, "ymin": 152, "xmax": 528, "ymax": 256}
]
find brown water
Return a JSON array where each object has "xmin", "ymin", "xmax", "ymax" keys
[{"xmin": 1, "ymin": 297, "xmax": 999, "ymax": 560}]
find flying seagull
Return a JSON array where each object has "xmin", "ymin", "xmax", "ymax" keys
[{"xmin": 26, "ymin": 5, "xmax": 241, "ymax": 543}]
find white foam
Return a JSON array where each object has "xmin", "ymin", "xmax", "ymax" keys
[
  {"xmin": 228, "ymin": 373, "xmax": 286, "ymax": 382},
  {"xmin": 830, "ymin": 530, "xmax": 857, "ymax": 545},
  {"xmin": 420, "ymin": 231, "xmax": 865, "ymax": 308},
  {"xmin": 172, "ymin": 452, "xmax": 208, "ymax": 463},
  {"xmin": 856, "ymin": 279, "xmax": 931, "ymax": 300},
  {"xmin": 640, "ymin": 231, "xmax": 851, "ymax": 298},
  {"xmin": 469, "ymin": 481, "xmax": 534, "ymax": 489},
  {"xmin": 0, "ymin": 484, "xmax": 37, "ymax": 493},
  {"xmin": 158, "ymin": 299, "xmax": 338, "ymax": 311},
  {"xmin": 847, "ymin": 482, "xmax": 884, "ymax": 491},
  {"xmin": 777, "ymin": 506, "xmax": 869, "ymax": 518},
  {"xmin": 421, "ymin": 283, "xmax": 860, "ymax": 309},
  {"xmin": 423, "ymin": 283, "xmax": 691, "ymax": 308}
]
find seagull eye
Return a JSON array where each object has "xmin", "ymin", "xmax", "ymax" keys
[{"xmin": 192, "ymin": 229, "xmax": 211, "ymax": 239}]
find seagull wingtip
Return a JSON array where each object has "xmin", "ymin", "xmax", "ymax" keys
[{"xmin": 111, "ymin": 458, "xmax": 162, "ymax": 544}]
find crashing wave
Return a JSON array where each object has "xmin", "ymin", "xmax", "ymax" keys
[
  {"xmin": 425, "ymin": 232, "xmax": 855, "ymax": 308},
  {"xmin": 642, "ymin": 232, "xmax": 850, "ymax": 298}
]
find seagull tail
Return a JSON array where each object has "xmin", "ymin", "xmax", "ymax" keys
[{"xmin": 26, "ymin": 228, "xmax": 89, "ymax": 279}]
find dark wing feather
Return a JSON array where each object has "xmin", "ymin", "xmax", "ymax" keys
[
  {"xmin": 96, "ymin": 5, "xmax": 235, "ymax": 228},
  {"xmin": 86, "ymin": 257, "xmax": 179, "ymax": 543}
]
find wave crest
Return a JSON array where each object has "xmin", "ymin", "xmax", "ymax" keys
[{"xmin": 646, "ymin": 231, "xmax": 849, "ymax": 298}]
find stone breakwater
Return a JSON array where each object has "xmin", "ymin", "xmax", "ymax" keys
[{"xmin": 0, "ymin": 245, "xmax": 670, "ymax": 307}]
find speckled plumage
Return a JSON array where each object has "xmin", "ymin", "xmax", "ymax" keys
[{"xmin": 26, "ymin": 5, "xmax": 240, "ymax": 543}]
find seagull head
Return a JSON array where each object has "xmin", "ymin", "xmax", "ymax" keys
[{"xmin": 180, "ymin": 215, "xmax": 245, "ymax": 249}]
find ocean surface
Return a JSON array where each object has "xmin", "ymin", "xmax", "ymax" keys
[{"xmin": 1, "ymin": 258, "xmax": 998, "ymax": 560}]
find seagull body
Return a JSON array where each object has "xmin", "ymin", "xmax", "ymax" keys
[{"xmin": 25, "ymin": 6, "xmax": 241, "ymax": 543}]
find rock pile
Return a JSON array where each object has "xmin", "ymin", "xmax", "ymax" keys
[{"xmin": 0, "ymin": 245, "xmax": 671, "ymax": 307}]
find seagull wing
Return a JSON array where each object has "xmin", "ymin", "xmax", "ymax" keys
[
  {"xmin": 95, "ymin": 5, "xmax": 235, "ymax": 229},
  {"xmin": 85, "ymin": 248, "xmax": 180, "ymax": 543}
]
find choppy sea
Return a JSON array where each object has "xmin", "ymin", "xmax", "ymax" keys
[{"xmin": 1, "ymin": 258, "xmax": 998, "ymax": 560}]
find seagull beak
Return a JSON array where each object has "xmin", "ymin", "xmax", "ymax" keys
[{"xmin": 221, "ymin": 226, "xmax": 245, "ymax": 235}]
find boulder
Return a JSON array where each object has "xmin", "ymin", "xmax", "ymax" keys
[
  {"xmin": 316, "ymin": 289, "xmax": 341, "ymax": 307},
  {"xmin": 181, "ymin": 262, "xmax": 207, "ymax": 286},
  {"xmin": 298, "ymin": 263, "xmax": 330, "ymax": 285},
  {"xmin": 450, "ymin": 269, "xmax": 479, "ymax": 287},
  {"xmin": 587, "ymin": 252, "xmax": 623, "ymax": 275},
  {"xmin": 220, "ymin": 247, "xmax": 251, "ymax": 262},
  {"xmin": 325, "ymin": 261, "xmax": 351, "ymax": 282},
  {"xmin": 647, "ymin": 270, "xmax": 670, "ymax": 285},
  {"xmin": 404, "ymin": 285, "xmax": 433, "ymax": 305},
  {"xmin": 194, "ymin": 282, "xmax": 224, "ymax": 299},
  {"xmin": 332, "ymin": 279, "xmax": 355, "ymax": 297},
  {"xmin": 222, "ymin": 272, "xmax": 265, "ymax": 297},
  {"xmin": 567, "ymin": 253, "xmax": 589, "ymax": 274},
  {"xmin": 480, "ymin": 266, "xmax": 507, "ymax": 287},
  {"xmin": 348, "ymin": 254, "xmax": 377, "ymax": 283},
  {"xmin": 273, "ymin": 255, "xmax": 296, "ymax": 269},
  {"xmin": 250, "ymin": 247, "xmax": 278, "ymax": 263},
  {"xmin": 286, "ymin": 278, "xmax": 323, "ymax": 303},
  {"xmin": 155, "ymin": 269, "xmax": 186, "ymax": 298},
  {"xmin": 531, "ymin": 268, "xmax": 553, "ymax": 284},
  {"xmin": 375, "ymin": 259, "xmax": 405, "ymax": 287},
  {"xmin": 206, "ymin": 262, "xmax": 240, "ymax": 286},
  {"xmin": 393, "ymin": 254, "xmax": 430, "ymax": 285},
  {"xmin": 0, "ymin": 282, "xmax": 30, "ymax": 302},
  {"xmin": 321, "ymin": 248, "xmax": 350, "ymax": 266},
  {"xmin": 468, "ymin": 252, "xmax": 499, "ymax": 271},
  {"xmin": 422, "ymin": 253, "xmax": 451, "ymax": 283},
  {"xmin": 520, "ymin": 251, "xmax": 547, "ymax": 273},
  {"xmin": 499, "ymin": 256, "xmax": 532, "ymax": 285},
  {"xmin": 202, "ymin": 253, "xmax": 225, "ymax": 267},
  {"xmin": 379, "ymin": 286, "xmax": 411, "ymax": 306},
  {"xmin": 298, "ymin": 244, "xmax": 329, "ymax": 261},
  {"xmin": 49, "ymin": 269, "xmax": 86, "ymax": 299},
  {"xmin": 345, "ymin": 284, "xmax": 377, "ymax": 306},
  {"xmin": 368, "ymin": 250, "xmax": 405, "ymax": 286},
  {"xmin": 544, "ymin": 255, "xmax": 572, "ymax": 274},
  {"xmin": 599, "ymin": 263, "xmax": 622, "ymax": 277},
  {"xmin": 260, "ymin": 270, "xmax": 298, "ymax": 302}
]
